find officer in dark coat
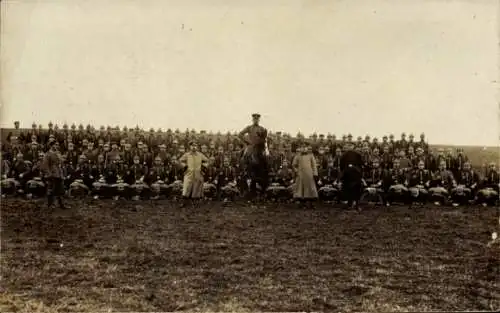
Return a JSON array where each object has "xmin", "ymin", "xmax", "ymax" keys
[{"xmin": 339, "ymin": 143, "xmax": 364, "ymax": 209}]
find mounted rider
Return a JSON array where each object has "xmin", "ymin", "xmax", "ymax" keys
[
  {"xmin": 238, "ymin": 113, "xmax": 270, "ymax": 199},
  {"xmin": 238, "ymin": 113, "xmax": 269, "ymax": 165}
]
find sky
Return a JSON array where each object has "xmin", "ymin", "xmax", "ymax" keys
[{"xmin": 0, "ymin": 0, "xmax": 498, "ymax": 146}]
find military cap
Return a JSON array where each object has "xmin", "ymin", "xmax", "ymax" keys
[
  {"xmin": 122, "ymin": 126, "xmax": 128, "ymax": 132},
  {"xmin": 157, "ymin": 128, "xmax": 162, "ymax": 133},
  {"xmin": 48, "ymin": 121, "xmax": 53, "ymax": 127},
  {"xmin": 389, "ymin": 134, "xmax": 394, "ymax": 138},
  {"xmin": 347, "ymin": 133, "xmax": 353, "ymax": 138},
  {"xmin": 409, "ymin": 133, "xmax": 414, "ymax": 138},
  {"xmin": 54, "ymin": 124, "xmax": 59, "ymax": 130},
  {"xmin": 200, "ymin": 130, "xmax": 206, "ymax": 134},
  {"xmin": 63, "ymin": 123, "xmax": 68, "ymax": 129},
  {"xmin": 100, "ymin": 125, "xmax": 105, "ymax": 130},
  {"xmin": 319, "ymin": 134, "xmax": 325, "ymax": 138},
  {"xmin": 252, "ymin": 113, "xmax": 261, "ymax": 118},
  {"xmin": 32, "ymin": 122, "xmax": 37, "ymax": 128},
  {"xmin": 383, "ymin": 135, "xmax": 388, "ymax": 139},
  {"xmin": 401, "ymin": 132, "xmax": 406, "ymax": 137},
  {"xmin": 175, "ymin": 128, "xmax": 180, "ymax": 133},
  {"xmin": 149, "ymin": 128, "xmax": 155, "ymax": 132},
  {"xmin": 71, "ymin": 123, "xmax": 76, "ymax": 129},
  {"xmin": 357, "ymin": 136, "xmax": 362, "ymax": 140},
  {"xmin": 106, "ymin": 125, "xmax": 112, "ymax": 130},
  {"xmin": 86, "ymin": 124, "xmax": 92, "ymax": 130}
]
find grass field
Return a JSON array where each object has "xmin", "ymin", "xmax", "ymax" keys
[{"xmin": 1, "ymin": 199, "xmax": 499, "ymax": 312}]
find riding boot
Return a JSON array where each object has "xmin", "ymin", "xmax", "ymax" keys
[
  {"xmin": 47, "ymin": 194, "xmax": 54, "ymax": 209},
  {"xmin": 58, "ymin": 197, "xmax": 68, "ymax": 210}
]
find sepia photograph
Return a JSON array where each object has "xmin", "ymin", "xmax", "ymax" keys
[{"xmin": 1, "ymin": 0, "xmax": 499, "ymax": 311}]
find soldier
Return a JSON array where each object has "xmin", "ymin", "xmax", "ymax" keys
[
  {"xmin": 292, "ymin": 142, "xmax": 319, "ymax": 208},
  {"xmin": 68, "ymin": 155, "xmax": 93, "ymax": 198},
  {"xmin": 179, "ymin": 142, "xmax": 208, "ymax": 207},
  {"xmin": 361, "ymin": 158, "xmax": 385, "ymax": 204},
  {"xmin": 317, "ymin": 157, "xmax": 340, "ymax": 202},
  {"xmin": 450, "ymin": 161, "xmax": 479, "ymax": 206},
  {"xmin": 428, "ymin": 160, "xmax": 456, "ymax": 205},
  {"xmin": 477, "ymin": 162, "xmax": 499, "ymax": 206},
  {"xmin": 217, "ymin": 158, "xmax": 239, "ymax": 202},
  {"xmin": 397, "ymin": 150, "xmax": 412, "ymax": 170},
  {"xmin": 397, "ymin": 132, "xmax": 409, "ymax": 151},
  {"xmin": 407, "ymin": 160, "xmax": 431, "ymax": 206},
  {"xmin": 417, "ymin": 133, "xmax": 429, "ymax": 153},
  {"xmin": 454, "ymin": 148, "xmax": 469, "ymax": 176},
  {"xmin": 384, "ymin": 159, "xmax": 409, "ymax": 206},
  {"xmin": 149, "ymin": 156, "xmax": 170, "ymax": 200},
  {"xmin": 43, "ymin": 141, "xmax": 68, "ymax": 210},
  {"xmin": 10, "ymin": 152, "xmax": 31, "ymax": 194},
  {"xmin": 25, "ymin": 155, "xmax": 46, "ymax": 199}
]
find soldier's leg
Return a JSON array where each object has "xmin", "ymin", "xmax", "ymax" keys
[
  {"xmin": 55, "ymin": 178, "xmax": 67, "ymax": 209},
  {"xmin": 46, "ymin": 178, "xmax": 55, "ymax": 208}
]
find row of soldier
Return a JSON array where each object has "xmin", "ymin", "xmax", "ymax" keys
[{"xmin": 2, "ymin": 129, "xmax": 499, "ymax": 207}]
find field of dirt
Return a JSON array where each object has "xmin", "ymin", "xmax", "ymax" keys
[{"xmin": 1, "ymin": 199, "xmax": 499, "ymax": 312}]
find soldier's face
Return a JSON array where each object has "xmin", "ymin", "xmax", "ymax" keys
[
  {"xmin": 418, "ymin": 162, "xmax": 425, "ymax": 169},
  {"xmin": 98, "ymin": 155, "xmax": 104, "ymax": 163},
  {"xmin": 134, "ymin": 157, "xmax": 140, "ymax": 164},
  {"xmin": 439, "ymin": 161, "xmax": 446, "ymax": 170},
  {"xmin": 155, "ymin": 159, "xmax": 162, "ymax": 166},
  {"xmin": 68, "ymin": 144, "xmax": 74, "ymax": 150},
  {"xmin": 408, "ymin": 147, "xmax": 414, "ymax": 154},
  {"xmin": 201, "ymin": 146, "xmax": 207, "ymax": 153},
  {"xmin": 464, "ymin": 163, "xmax": 471, "ymax": 170},
  {"xmin": 125, "ymin": 144, "xmax": 131, "ymax": 151},
  {"xmin": 179, "ymin": 147, "xmax": 185, "ymax": 154},
  {"xmin": 252, "ymin": 117, "xmax": 260, "ymax": 125},
  {"xmin": 218, "ymin": 147, "xmax": 224, "ymax": 154},
  {"xmin": 373, "ymin": 148, "xmax": 379, "ymax": 155},
  {"xmin": 120, "ymin": 139, "xmax": 125, "ymax": 146},
  {"xmin": 104, "ymin": 144, "xmax": 110, "ymax": 152},
  {"xmin": 88, "ymin": 142, "xmax": 94, "ymax": 149},
  {"xmin": 373, "ymin": 161, "xmax": 380, "ymax": 168},
  {"xmin": 210, "ymin": 143, "xmax": 215, "ymax": 149},
  {"xmin": 393, "ymin": 161, "xmax": 400, "ymax": 168},
  {"xmin": 224, "ymin": 160, "xmax": 229, "ymax": 167},
  {"xmin": 318, "ymin": 148, "xmax": 324, "ymax": 155},
  {"xmin": 383, "ymin": 146, "xmax": 389, "ymax": 153},
  {"xmin": 112, "ymin": 144, "xmax": 118, "ymax": 150},
  {"xmin": 160, "ymin": 146, "xmax": 166, "ymax": 152}
]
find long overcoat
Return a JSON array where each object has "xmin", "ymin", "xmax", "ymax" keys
[
  {"xmin": 292, "ymin": 152, "xmax": 318, "ymax": 199},
  {"xmin": 179, "ymin": 151, "xmax": 208, "ymax": 198}
]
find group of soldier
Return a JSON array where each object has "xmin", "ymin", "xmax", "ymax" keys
[{"xmin": 2, "ymin": 119, "xmax": 500, "ymax": 209}]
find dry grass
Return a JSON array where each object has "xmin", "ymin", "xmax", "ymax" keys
[{"xmin": 1, "ymin": 198, "xmax": 499, "ymax": 312}]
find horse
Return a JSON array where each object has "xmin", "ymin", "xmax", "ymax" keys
[{"xmin": 240, "ymin": 144, "xmax": 269, "ymax": 201}]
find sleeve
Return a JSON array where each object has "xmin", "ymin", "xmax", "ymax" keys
[
  {"xmin": 42, "ymin": 154, "xmax": 51, "ymax": 176},
  {"xmin": 238, "ymin": 126, "xmax": 250, "ymax": 137},
  {"xmin": 292, "ymin": 155, "xmax": 299, "ymax": 171},
  {"xmin": 179, "ymin": 153, "xmax": 188, "ymax": 165},
  {"xmin": 311, "ymin": 155, "xmax": 318, "ymax": 176}
]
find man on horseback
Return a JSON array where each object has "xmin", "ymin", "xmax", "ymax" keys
[{"xmin": 239, "ymin": 113, "xmax": 269, "ymax": 200}]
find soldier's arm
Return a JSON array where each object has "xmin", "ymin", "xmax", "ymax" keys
[
  {"xmin": 238, "ymin": 126, "xmax": 250, "ymax": 143},
  {"xmin": 311, "ymin": 156, "xmax": 318, "ymax": 177}
]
